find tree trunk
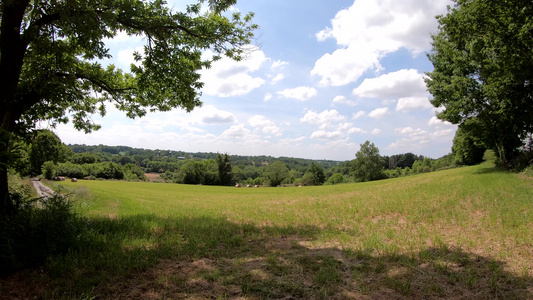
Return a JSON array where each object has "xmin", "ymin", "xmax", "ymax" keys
[
  {"xmin": 495, "ymin": 142, "xmax": 508, "ymax": 168},
  {"xmin": 0, "ymin": 0, "xmax": 31, "ymax": 216},
  {"xmin": 0, "ymin": 134, "xmax": 14, "ymax": 215}
]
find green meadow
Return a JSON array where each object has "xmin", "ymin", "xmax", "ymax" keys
[{"xmin": 2, "ymin": 162, "xmax": 532, "ymax": 299}]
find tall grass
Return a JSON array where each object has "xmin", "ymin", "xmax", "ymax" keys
[{"xmin": 2, "ymin": 162, "xmax": 532, "ymax": 299}]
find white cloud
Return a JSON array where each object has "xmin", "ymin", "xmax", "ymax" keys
[
  {"xmin": 277, "ymin": 86, "xmax": 317, "ymax": 101},
  {"xmin": 337, "ymin": 122, "xmax": 365, "ymax": 134},
  {"xmin": 271, "ymin": 73, "xmax": 285, "ymax": 84},
  {"xmin": 271, "ymin": 60, "xmax": 289, "ymax": 69},
  {"xmin": 279, "ymin": 136, "xmax": 306, "ymax": 144},
  {"xmin": 396, "ymin": 97, "xmax": 433, "ymax": 112},
  {"xmin": 221, "ymin": 124, "xmax": 251, "ymax": 139},
  {"xmin": 311, "ymin": 46, "xmax": 382, "ymax": 86},
  {"xmin": 387, "ymin": 123, "xmax": 455, "ymax": 154},
  {"xmin": 200, "ymin": 46, "xmax": 267, "ymax": 97},
  {"xmin": 248, "ymin": 115, "xmax": 282, "ymax": 136},
  {"xmin": 300, "ymin": 109, "xmax": 345, "ymax": 129},
  {"xmin": 312, "ymin": 0, "xmax": 450, "ymax": 86},
  {"xmin": 428, "ymin": 116, "xmax": 453, "ymax": 127},
  {"xmin": 387, "ymin": 127, "xmax": 430, "ymax": 152},
  {"xmin": 333, "ymin": 95, "xmax": 357, "ymax": 106},
  {"xmin": 352, "ymin": 111, "xmax": 366, "ymax": 120},
  {"xmin": 395, "ymin": 127, "xmax": 428, "ymax": 139},
  {"xmin": 106, "ymin": 31, "xmax": 144, "ymax": 43},
  {"xmin": 201, "ymin": 111, "xmax": 236, "ymax": 124},
  {"xmin": 192, "ymin": 105, "xmax": 236, "ymax": 125},
  {"xmin": 348, "ymin": 127, "xmax": 365, "ymax": 134},
  {"xmin": 368, "ymin": 107, "xmax": 390, "ymax": 119},
  {"xmin": 371, "ymin": 128, "xmax": 381, "ymax": 135},
  {"xmin": 310, "ymin": 130, "xmax": 344, "ymax": 141},
  {"xmin": 128, "ymin": 105, "xmax": 236, "ymax": 133},
  {"xmin": 117, "ymin": 46, "xmax": 144, "ymax": 70},
  {"xmin": 264, "ymin": 93, "xmax": 273, "ymax": 101},
  {"xmin": 353, "ymin": 69, "xmax": 428, "ymax": 99}
]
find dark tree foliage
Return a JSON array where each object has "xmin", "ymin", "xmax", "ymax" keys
[
  {"xmin": 352, "ymin": 141, "xmax": 386, "ymax": 182},
  {"xmin": 302, "ymin": 162, "xmax": 326, "ymax": 186},
  {"xmin": 265, "ymin": 161, "xmax": 289, "ymax": 187},
  {"xmin": 28, "ymin": 130, "xmax": 70, "ymax": 175},
  {"xmin": 426, "ymin": 0, "xmax": 533, "ymax": 167},
  {"xmin": 452, "ymin": 120, "xmax": 487, "ymax": 165},
  {"xmin": 216, "ymin": 153, "xmax": 233, "ymax": 185},
  {"xmin": 387, "ymin": 153, "xmax": 423, "ymax": 170}
]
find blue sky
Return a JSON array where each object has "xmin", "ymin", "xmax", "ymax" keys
[{"xmin": 54, "ymin": 0, "xmax": 456, "ymax": 161}]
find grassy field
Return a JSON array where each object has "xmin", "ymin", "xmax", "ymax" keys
[{"xmin": 2, "ymin": 162, "xmax": 532, "ymax": 299}]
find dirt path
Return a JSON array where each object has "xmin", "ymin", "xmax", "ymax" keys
[{"xmin": 31, "ymin": 178, "xmax": 56, "ymax": 198}]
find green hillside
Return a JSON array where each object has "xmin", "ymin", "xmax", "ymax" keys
[{"xmin": 2, "ymin": 162, "xmax": 532, "ymax": 299}]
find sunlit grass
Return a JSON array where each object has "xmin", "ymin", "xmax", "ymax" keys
[
  {"xmin": 3, "ymin": 161, "xmax": 531, "ymax": 299},
  {"xmin": 57, "ymin": 162, "xmax": 532, "ymax": 265}
]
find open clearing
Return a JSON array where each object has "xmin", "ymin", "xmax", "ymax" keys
[{"xmin": 1, "ymin": 162, "xmax": 532, "ymax": 299}]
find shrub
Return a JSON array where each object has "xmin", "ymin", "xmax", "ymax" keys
[
  {"xmin": 42, "ymin": 161, "xmax": 56, "ymax": 180},
  {"xmin": 326, "ymin": 173, "xmax": 345, "ymax": 185},
  {"xmin": 0, "ymin": 193, "xmax": 88, "ymax": 275}
]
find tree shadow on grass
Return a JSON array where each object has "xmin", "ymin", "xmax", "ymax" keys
[
  {"xmin": 473, "ymin": 165, "xmax": 508, "ymax": 175},
  {"xmin": 1, "ymin": 214, "xmax": 532, "ymax": 299}
]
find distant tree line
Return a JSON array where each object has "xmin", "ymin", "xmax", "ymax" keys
[{"xmin": 9, "ymin": 130, "xmax": 468, "ymax": 188}]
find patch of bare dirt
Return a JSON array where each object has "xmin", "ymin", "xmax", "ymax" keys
[{"xmin": 145, "ymin": 173, "xmax": 164, "ymax": 182}]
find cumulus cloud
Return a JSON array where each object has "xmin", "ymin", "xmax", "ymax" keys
[
  {"xmin": 221, "ymin": 124, "xmax": 251, "ymax": 139},
  {"xmin": 271, "ymin": 60, "xmax": 289, "ymax": 69},
  {"xmin": 192, "ymin": 105, "xmax": 236, "ymax": 125},
  {"xmin": 352, "ymin": 111, "xmax": 366, "ymax": 120},
  {"xmin": 353, "ymin": 69, "xmax": 428, "ymax": 99},
  {"xmin": 310, "ymin": 130, "xmax": 344, "ymax": 141},
  {"xmin": 279, "ymin": 136, "xmax": 306, "ymax": 144},
  {"xmin": 264, "ymin": 93, "xmax": 273, "ymax": 101},
  {"xmin": 368, "ymin": 107, "xmax": 390, "ymax": 119},
  {"xmin": 395, "ymin": 127, "xmax": 428, "ymax": 138},
  {"xmin": 300, "ymin": 109, "xmax": 345, "ymax": 129},
  {"xmin": 200, "ymin": 46, "xmax": 267, "ymax": 97},
  {"xmin": 248, "ymin": 115, "xmax": 282, "ymax": 136},
  {"xmin": 271, "ymin": 73, "xmax": 285, "ymax": 84},
  {"xmin": 428, "ymin": 116, "xmax": 452, "ymax": 127},
  {"xmin": 396, "ymin": 97, "xmax": 433, "ymax": 112},
  {"xmin": 311, "ymin": 46, "xmax": 382, "ymax": 86},
  {"xmin": 277, "ymin": 86, "xmax": 317, "ymax": 101},
  {"xmin": 128, "ymin": 104, "xmax": 235, "ymax": 133},
  {"xmin": 200, "ymin": 109, "xmax": 236, "ymax": 125},
  {"xmin": 333, "ymin": 95, "xmax": 357, "ymax": 106},
  {"xmin": 371, "ymin": 128, "xmax": 381, "ymax": 135},
  {"xmin": 312, "ymin": 0, "xmax": 450, "ymax": 86},
  {"xmin": 301, "ymin": 111, "xmax": 364, "ymax": 141},
  {"xmin": 337, "ymin": 122, "xmax": 365, "ymax": 134},
  {"xmin": 387, "ymin": 127, "xmax": 430, "ymax": 151}
]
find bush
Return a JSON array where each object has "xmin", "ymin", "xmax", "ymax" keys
[
  {"xmin": 123, "ymin": 163, "xmax": 146, "ymax": 181},
  {"xmin": 56, "ymin": 162, "xmax": 87, "ymax": 178},
  {"xmin": 0, "ymin": 193, "xmax": 88, "ymax": 275},
  {"xmin": 42, "ymin": 161, "xmax": 56, "ymax": 180},
  {"xmin": 326, "ymin": 173, "xmax": 345, "ymax": 185}
]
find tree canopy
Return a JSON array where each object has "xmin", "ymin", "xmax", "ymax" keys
[
  {"xmin": 425, "ymin": 0, "xmax": 533, "ymax": 167},
  {"xmin": 452, "ymin": 120, "xmax": 487, "ymax": 166},
  {"xmin": 0, "ymin": 0, "xmax": 257, "ymax": 213},
  {"xmin": 265, "ymin": 161, "xmax": 289, "ymax": 187},
  {"xmin": 302, "ymin": 162, "xmax": 326, "ymax": 186},
  {"xmin": 352, "ymin": 141, "xmax": 386, "ymax": 182},
  {"xmin": 28, "ymin": 130, "xmax": 71, "ymax": 175}
]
